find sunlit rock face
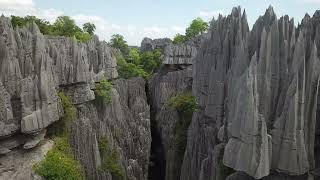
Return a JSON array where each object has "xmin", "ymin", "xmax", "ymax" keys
[
  {"xmin": 180, "ymin": 6, "xmax": 320, "ymax": 180},
  {"xmin": 0, "ymin": 16, "xmax": 151, "ymax": 180}
]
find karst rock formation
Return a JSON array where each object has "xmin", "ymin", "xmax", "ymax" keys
[{"xmin": 1, "ymin": 5, "xmax": 320, "ymax": 180}]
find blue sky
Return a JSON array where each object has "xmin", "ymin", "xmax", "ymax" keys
[{"xmin": 0, "ymin": 0, "xmax": 319, "ymax": 45}]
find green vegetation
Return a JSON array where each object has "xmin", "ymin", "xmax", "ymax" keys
[
  {"xmin": 111, "ymin": 37, "xmax": 163, "ymax": 79},
  {"xmin": 98, "ymin": 137, "xmax": 126, "ymax": 180},
  {"xmin": 167, "ymin": 92, "xmax": 198, "ymax": 177},
  {"xmin": 109, "ymin": 34, "xmax": 130, "ymax": 56},
  {"xmin": 140, "ymin": 49, "xmax": 162, "ymax": 74},
  {"xmin": 173, "ymin": 17, "xmax": 209, "ymax": 44},
  {"xmin": 173, "ymin": 33, "xmax": 187, "ymax": 45},
  {"xmin": 117, "ymin": 55, "xmax": 149, "ymax": 79},
  {"xmin": 33, "ymin": 137, "xmax": 84, "ymax": 180},
  {"xmin": 83, "ymin": 22, "xmax": 96, "ymax": 35},
  {"xmin": 11, "ymin": 15, "xmax": 96, "ymax": 42},
  {"xmin": 58, "ymin": 92, "xmax": 76, "ymax": 124},
  {"xmin": 95, "ymin": 79, "xmax": 113, "ymax": 105},
  {"xmin": 167, "ymin": 92, "xmax": 199, "ymax": 114}
]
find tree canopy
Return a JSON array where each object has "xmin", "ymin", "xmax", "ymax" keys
[
  {"xmin": 10, "ymin": 15, "xmax": 96, "ymax": 42},
  {"xmin": 186, "ymin": 17, "xmax": 208, "ymax": 39},
  {"xmin": 172, "ymin": 17, "xmax": 209, "ymax": 44},
  {"xmin": 83, "ymin": 22, "xmax": 96, "ymax": 35},
  {"xmin": 109, "ymin": 34, "xmax": 130, "ymax": 56}
]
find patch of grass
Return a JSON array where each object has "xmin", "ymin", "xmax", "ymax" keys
[
  {"xmin": 95, "ymin": 79, "xmax": 113, "ymax": 105},
  {"xmin": 33, "ymin": 137, "xmax": 84, "ymax": 180},
  {"xmin": 98, "ymin": 137, "xmax": 126, "ymax": 180}
]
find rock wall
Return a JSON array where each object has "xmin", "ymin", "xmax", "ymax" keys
[
  {"xmin": 148, "ymin": 33, "xmax": 203, "ymax": 180},
  {"xmin": 0, "ymin": 16, "xmax": 150, "ymax": 180},
  {"xmin": 181, "ymin": 6, "xmax": 320, "ymax": 180}
]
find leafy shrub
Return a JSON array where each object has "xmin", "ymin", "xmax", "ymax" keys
[
  {"xmin": 140, "ymin": 49, "xmax": 162, "ymax": 74},
  {"xmin": 167, "ymin": 92, "xmax": 198, "ymax": 177},
  {"xmin": 167, "ymin": 92, "xmax": 199, "ymax": 114},
  {"xmin": 58, "ymin": 92, "xmax": 76, "ymax": 122},
  {"xmin": 173, "ymin": 34, "xmax": 187, "ymax": 44},
  {"xmin": 33, "ymin": 137, "xmax": 84, "ymax": 180},
  {"xmin": 95, "ymin": 79, "xmax": 113, "ymax": 105},
  {"xmin": 127, "ymin": 48, "xmax": 141, "ymax": 65},
  {"xmin": 117, "ymin": 55, "xmax": 149, "ymax": 79},
  {"xmin": 98, "ymin": 137, "xmax": 126, "ymax": 180},
  {"xmin": 75, "ymin": 31, "xmax": 92, "ymax": 42}
]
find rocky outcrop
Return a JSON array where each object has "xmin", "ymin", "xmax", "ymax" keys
[
  {"xmin": 163, "ymin": 44, "xmax": 197, "ymax": 65},
  {"xmin": 140, "ymin": 38, "xmax": 172, "ymax": 52},
  {"xmin": 0, "ymin": 16, "xmax": 150, "ymax": 180},
  {"xmin": 0, "ymin": 140, "xmax": 54, "ymax": 180},
  {"xmin": 70, "ymin": 77, "xmax": 151, "ymax": 180},
  {"xmin": 181, "ymin": 6, "xmax": 320, "ymax": 180},
  {"xmin": 149, "ymin": 66, "xmax": 192, "ymax": 180}
]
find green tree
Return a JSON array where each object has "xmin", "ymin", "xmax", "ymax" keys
[
  {"xmin": 52, "ymin": 16, "xmax": 81, "ymax": 37},
  {"xmin": 83, "ymin": 22, "xmax": 96, "ymax": 35},
  {"xmin": 117, "ymin": 55, "xmax": 149, "ymax": 79},
  {"xmin": 140, "ymin": 49, "xmax": 162, "ymax": 74},
  {"xmin": 127, "ymin": 48, "xmax": 141, "ymax": 65},
  {"xmin": 11, "ymin": 15, "xmax": 52, "ymax": 35},
  {"xmin": 185, "ymin": 17, "xmax": 208, "ymax": 39},
  {"xmin": 109, "ymin": 34, "xmax": 129, "ymax": 56},
  {"xmin": 173, "ymin": 33, "xmax": 187, "ymax": 44}
]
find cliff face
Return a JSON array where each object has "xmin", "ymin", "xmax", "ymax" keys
[
  {"xmin": 1, "ymin": 6, "xmax": 320, "ymax": 180},
  {"xmin": 181, "ymin": 6, "xmax": 320, "ymax": 180},
  {"xmin": 0, "ymin": 16, "xmax": 150, "ymax": 180}
]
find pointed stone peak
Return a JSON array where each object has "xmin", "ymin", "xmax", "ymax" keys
[
  {"xmin": 313, "ymin": 10, "xmax": 320, "ymax": 18},
  {"xmin": 265, "ymin": 5, "xmax": 275, "ymax": 17},
  {"xmin": 242, "ymin": 9, "xmax": 248, "ymax": 22},
  {"xmin": 302, "ymin": 13, "xmax": 311, "ymax": 24},
  {"xmin": 231, "ymin": 6, "xmax": 242, "ymax": 17}
]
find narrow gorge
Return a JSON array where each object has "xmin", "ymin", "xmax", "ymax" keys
[{"xmin": 1, "ymin": 5, "xmax": 320, "ymax": 180}]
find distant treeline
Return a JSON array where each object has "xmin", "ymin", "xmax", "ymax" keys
[{"xmin": 11, "ymin": 15, "xmax": 96, "ymax": 42}]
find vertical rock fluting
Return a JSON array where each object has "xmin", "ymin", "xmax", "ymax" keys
[
  {"xmin": 181, "ymin": 6, "xmax": 320, "ymax": 180},
  {"xmin": 70, "ymin": 78, "xmax": 151, "ymax": 180},
  {"xmin": 147, "ymin": 36, "xmax": 203, "ymax": 180},
  {"xmin": 0, "ymin": 16, "xmax": 151, "ymax": 180}
]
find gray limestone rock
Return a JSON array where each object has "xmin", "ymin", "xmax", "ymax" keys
[
  {"xmin": 140, "ymin": 37, "xmax": 172, "ymax": 52},
  {"xmin": 181, "ymin": 6, "xmax": 320, "ymax": 180}
]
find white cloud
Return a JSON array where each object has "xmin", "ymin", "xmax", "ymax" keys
[
  {"xmin": 41, "ymin": 8, "xmax": 64, "ymax": 23},
  {"xmin": 0, "ymin": 0, "xmax": 185, "ymax": 45},
  {"xmin": 0, "ymin": 0, "xmax": 34, "ymax": 11},
  {"xmin": 199, "ymin": 9, "xmax": 224, "ymax": 20},
  {"xmin": 171, "ymin": 26, "xmax": 185, "ymax": 33}
]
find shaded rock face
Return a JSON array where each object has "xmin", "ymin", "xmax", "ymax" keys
[
  {"xmin": 147, "ymin": 27, "xmax": 206, "ymax": 180},
  {"xmin": 149, "ymin": 66, "xmax": 193, "ymax": 180},
  {"xmin": 70, "ymin": 77, "xmax": 151, "ymax": 180},
  {"xmin": 0, "ymin": 16, "xmax": 150, "ymax": 180},
  {"xmin": 181, "ymin": 6, "xmax": 320, "ymax": 180}
]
